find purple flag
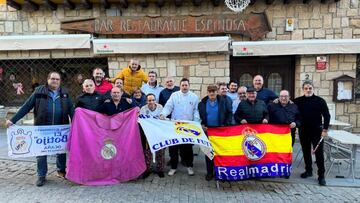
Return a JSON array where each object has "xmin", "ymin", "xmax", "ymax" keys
[{"xmin": 66, "ymin": 107, "xmax": 146, "ymax": 185}]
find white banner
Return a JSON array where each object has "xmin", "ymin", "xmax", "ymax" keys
[
  {"xmin": 7, "ymin": 125, "xmax": 70, "ymax": 158},
  {"xmin": 138, "ymin": 116, "xmax": 214, "ymax": 159}
]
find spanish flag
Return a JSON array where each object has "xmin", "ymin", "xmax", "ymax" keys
[{"xmin": 208, "ymin": 124, "xmax": 292, "ymax": 181}]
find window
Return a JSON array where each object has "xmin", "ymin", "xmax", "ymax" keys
[
  {"xmin": 239, "ymin": 73, "xmax": 252, "ymax": 87},
  {"xmin": 0, "ymin": 58, "xmax": 108, "ymax": 106},
  {"xmin": 267, "ymin": 73, "xmax": 282, "ymax": 95}
]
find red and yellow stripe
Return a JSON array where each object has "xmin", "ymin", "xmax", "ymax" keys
[{"xmin": 208, "ymin": 124, "xmax": 292, "ymax": 166}]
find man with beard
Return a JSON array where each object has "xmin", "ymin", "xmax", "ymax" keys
[
  {"xmin": 226, "ymin": 80, "xmax": 239, "ymax": 102},
  {"xmin": 294, "ymin": 81, "xmax": 330, "ymax": 186},
  {"xmin": 92, "ymin": 68, "xmax": 113, "ymax": 95}
]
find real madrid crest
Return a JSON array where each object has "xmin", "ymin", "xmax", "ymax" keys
[
  {"xmin": 241, "ymin": 127, "xmax": 266, "ymax": 161},
  {"xmin": 101, "ymin": 139, "xmax": 117, "ymax": 160}
]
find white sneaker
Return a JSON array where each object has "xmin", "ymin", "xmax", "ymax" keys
[
  {"xmin": 168, "ymin": 169, "xmax": 177, "ymax": 176},
  {"xmin": 187, "ymin": 167, "xmax": 194, "ymax": 176}
]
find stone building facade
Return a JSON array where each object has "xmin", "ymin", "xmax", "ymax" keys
[{"xmin": 0, "ymin": 0, "xmax": 359, "ymax": 131}]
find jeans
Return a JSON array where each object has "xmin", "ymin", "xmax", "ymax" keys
[{"xmin": 36, "ymin": 153, "xmax": 66, "ymax": 177}]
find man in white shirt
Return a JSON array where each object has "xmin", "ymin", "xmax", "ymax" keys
[
  {"xmin": 160, "ymin": 78, "xmax": 200, "ymax": 176},
  {"xmin": 141, "ymin": 71, "xmax": 164, "ymax": 103}
]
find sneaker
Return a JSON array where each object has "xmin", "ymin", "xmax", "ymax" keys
[
  {"xmin": 168, "ymin": 169, "xmax": 177, "ymax": 176},
  {"xmin": 157, "ymin": 172, "xmax": 165, "ymax": 178},
  {"xmin": 56, "ymin": 171, "xmax": 66, "ymax": 179},
  {"xmin": 187, "ymin": 167, "xmax": 194, "ymax": 176},
  {"xmin": 300, "ymin": 171, "xmax": 313, "ymax": 179},
  {"xmin": 205, "ymin": 174, "xmax": 214, "ymax": 181},
  {"xmin": 36, "ymin": 177, "xmax": 46, "ymax": 187},
  {"xmin": 318, "ymin": 177, "xmax": 326, "ymax": 186}
]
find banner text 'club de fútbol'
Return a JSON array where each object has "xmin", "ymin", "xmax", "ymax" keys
[
  {"xmin": 7, "ymin": 125, "xmax": 69, "ymax": 158},
  {"xmin": 208, "ymin": 124, "xmax": 292, "ymax": 181},
  {"xmin": 138, "ymin": 116, "xmax": 214, "ymax": 159}
]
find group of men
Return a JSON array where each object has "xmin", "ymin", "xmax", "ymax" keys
[{"xmin": 5, "ymin": 58, "xmax": 330, "ymax": 187}]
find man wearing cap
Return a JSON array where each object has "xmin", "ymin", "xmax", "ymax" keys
[
  {"xmin": 198, "ymin": 85, "xmax": 232, "ymax": 180},
  {"xmin": 234, "ymin": 87, "xmax": 268, "ymax": 124}
]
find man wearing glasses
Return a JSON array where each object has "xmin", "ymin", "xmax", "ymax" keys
[
  {"xmin": 268, "ymin": 90, "xmax": 300, "ymax": 147},
  {"xmin": 6, "ymin": 72, "xmax": 74, "ymax": 187},
  {"xmin": 294, "ymin": 81, "xmax": 330, "ymax": 186}
]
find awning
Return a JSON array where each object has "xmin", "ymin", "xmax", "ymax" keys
[
  {"xmin": 93, "ymin": 36, "xmax": 230, "ymax": 54},
  {"xmin": 0, "ymin": 34, "xmax": 91, "ymax": 51},
  {"xmin": 232, "ymin": 39, "xmax": 360, "ymax": 56}
]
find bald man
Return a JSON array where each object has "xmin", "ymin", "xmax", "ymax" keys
[
  {"xmin": 252, "ymin": 75, "xmax": 277, "ymax": 104},
  {"xmin": 98, "ymin": 87, "xmax": 135, "ymax": 116}
]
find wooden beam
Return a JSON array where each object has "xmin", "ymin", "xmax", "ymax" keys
[
  {"xmin": 101, "ymin": 0, "xmax": 111, "ymax": 9},
  {"xmin": 211, "ymin": 0, "xmax": 221, "ymax": 6},
  {"xmin": 174, "ymin": 0, "xmax": 182, "ymax": 7},
  {"xmin": 65, "ymin": 0, "xmax": 75, "ymax": 10},
  {"xmin": 266, "ymin": 0, "xmax": 275, "ymax": 4},
  {"xmin": 7, "ymin": 0, "xmax": 22, "ymax": 10},
  {"xmin": 283, "ymin": 0, "xmax": 291, "ymax": 4},
  {"xmin": 23, "ymin": 0, "xmax": 39, "ymax": 11},
  {"xmin": 156, "ymin": 0, "xmax": 165, "ymax": 7},
  {"xmin": 249, "ymin": 0, "xmax": 256, "ymax": 5},
  {"xmin": 82, "ymin": 0, "xmax": 93, "ymax": 9},
  {"xmin": 45, "ymin": 0, "xmax": 57, "ymax": 10},
  {"xmin": 119, "ymin": 0, "xmax": 128, "ymax": 8},
  {"xmin": 192, "ymin": 0, "xmax": 202, "ymax": 6},
  {"xmin": 140, "ymin": 0, "xmax": 149, "ymax": 7}
]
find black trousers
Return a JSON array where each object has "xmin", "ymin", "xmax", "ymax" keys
[
  {"xmin": 298, "ymin": 126, "xmax": 325, "ymax": 177},
  {"xmin": 169, "ymin": 144, "xmax": 193, "ymax": 169},
  {"xmin": 205, "ymin": 156, "xmax": 214, "ymax": 175}
]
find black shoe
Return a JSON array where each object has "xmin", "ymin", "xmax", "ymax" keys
[
  {"xmin": 157, "ymin": 172, "xmax": 165, "ymax": 178},
  {"xmin": 318, "ymin": 177, "xmax": 326, "ymax": 186},
  {"xmin": 166, "ymin": 160, "xmax": 171, "ymax": 166},
  {"xmin": 300, "ymin": 171, "xmax": 313, "ymax": 179},
  {"xmin": 142, "ymin": 171, "xmax": 151, "ymax": 179},
  {"xmin": 205, "ymin": 174, "xmax": 214, "ymax": 181},
  {"xmin": 36, "ymin": 177, "xmax": 46, "ymax": 187}
]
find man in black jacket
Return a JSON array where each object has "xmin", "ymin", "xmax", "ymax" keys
[
  {"xmin": 234, "ymin": 87, "xmax": 269, "ymax": 124},
  {"xmin": 268, "ymin": 90, "xmax": 301, "ymax": 146},
  {"xmin": 98, "ymin": 87, "xmax": 135, "ymax": 116},
  {"xmin": 294, "ymin": 81, "xmax": 330, "ymax": 186},
  {"xmin": 6, "ymin": 72, "xmax": 74, "ymax": 187},
  {"xmin": 198, "ymin": 85, "xmax": 232, "ymax": 181},
  {"xmin": 75, "ymin": 79, "xmax": 104, "ymax": 111},
  {"xmin": 158, "ymin": 76, "xmax": 180, "ymax": 107}
]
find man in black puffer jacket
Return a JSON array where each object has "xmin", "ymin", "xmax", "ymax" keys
[{"xmin": 75, "ymin": 79, "xmax": 105, "ymax": 111}]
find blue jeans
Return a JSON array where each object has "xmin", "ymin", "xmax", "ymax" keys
[{"xmin": 36, "ymin": 153, "xmax": 66, "ymax": 177}]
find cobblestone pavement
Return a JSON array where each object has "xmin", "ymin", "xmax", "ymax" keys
[{"xmin": 0, "ymin": 159, "xmax": 360, "ymax": 203}]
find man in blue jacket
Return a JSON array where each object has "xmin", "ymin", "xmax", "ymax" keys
[
  {"xmin": 6, "ymin": 72, "xmax": 74, "ymax": 187},
  {"xmin": 253, "ymin": 75, "xmax": 277, "ymax": 104}
]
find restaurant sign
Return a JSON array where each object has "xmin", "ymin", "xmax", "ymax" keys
[{"xmin": 61, "ymin": 12, "xmax": 271, "ymax": 40}]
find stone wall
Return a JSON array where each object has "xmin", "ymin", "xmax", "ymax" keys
[{"xmin": 107, "ymin": 53, "xmax": 230, "ymax": 97}]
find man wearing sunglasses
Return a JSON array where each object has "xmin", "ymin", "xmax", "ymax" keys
[{"xmin": 294, "ymin": 80, "xmax": 330, "ymax": 186}]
